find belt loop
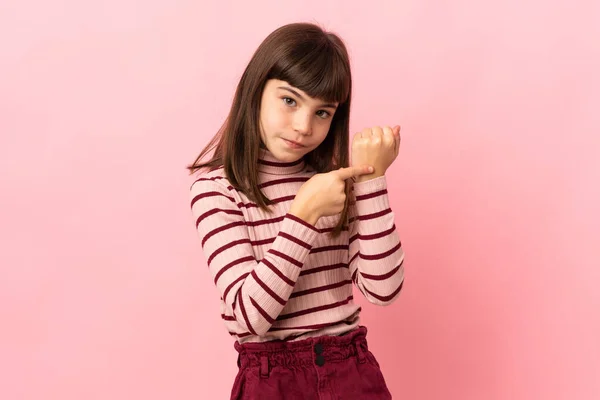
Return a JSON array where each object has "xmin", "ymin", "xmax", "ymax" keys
[
  {"xmin": 260, "ymin": 355, "xmax": 270, "ymax": 378},
  {"xmin": 355, "ymin": 342, "xmax": 366, "ymax": 364}
]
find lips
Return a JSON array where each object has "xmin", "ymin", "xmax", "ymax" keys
[{"xmin": 283, "ymin": 138, "xmax": 306, "ymax": 147}]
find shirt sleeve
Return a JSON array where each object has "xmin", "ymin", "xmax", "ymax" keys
[
  {"xmin": 190, "ymin": 177, "xmax": 320, "ymax": 336},
  {"xmin": 348, "ymin": 175, "xmax": 405, "ymax": 306}
]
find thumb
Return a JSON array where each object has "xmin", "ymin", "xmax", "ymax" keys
[{"xmin": 335, "ymin": 165, "xmax": 373, "ymax": 180}]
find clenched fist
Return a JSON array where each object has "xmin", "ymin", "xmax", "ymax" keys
[{"xmin": 351, "ymin": 125, "xmax": 401, "ymax": 182}]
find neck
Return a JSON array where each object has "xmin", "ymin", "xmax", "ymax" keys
[{"xmin": 258, "ymin": 148, "xmax": 306, "ymax": 175}]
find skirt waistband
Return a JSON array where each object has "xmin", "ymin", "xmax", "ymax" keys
[{"xmin": 234, "ymin": 326, "xmax": 369, "ymax": 369}]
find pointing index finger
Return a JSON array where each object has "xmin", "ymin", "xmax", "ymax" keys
[{"xmin": 335, "ymin": 165, "xmax": 373, "ymax": 180}]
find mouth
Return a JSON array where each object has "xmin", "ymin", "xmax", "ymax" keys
[{"xmin": 282, "ymin": 138, "xmax": 306, "ymax": 148}]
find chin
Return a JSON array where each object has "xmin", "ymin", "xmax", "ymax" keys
[
  {"xmin": 276, "ymin": 150, "xmax": 304, "ymax": 163},
  {"xmin": 269, "ymin": 141, "xmax": 305, "ymax": 162}
]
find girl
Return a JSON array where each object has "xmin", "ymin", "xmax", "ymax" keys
[{"xmin": 188, "ymin": 22, "xmax": 405, "ymax": 399}]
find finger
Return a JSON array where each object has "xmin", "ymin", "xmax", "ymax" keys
[
  {"xmin": 382, "ymin": 126, "xmax": 395, "ymax": 147},
  {"xmin": 335, "ymin": 165, "xmax": 373, "ymax": 180},
  {"xmin": 362, "ymin": 127, "xmax": 372, "ymax": 137},
  {"xmin": 394, "ymin": 126, "xmax": 401, "ymax": 154},
  {"xmin": 371, "ymin": 126, "xmax": 384, "ymax": 138}
]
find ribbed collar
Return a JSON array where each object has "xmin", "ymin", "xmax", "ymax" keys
[{"xmin": 258, "ymin": 148, "xmax": 306, "ymax": 175}]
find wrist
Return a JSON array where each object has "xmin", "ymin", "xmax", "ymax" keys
[
  {"xmin": 289, "ymin": 200, "xmax": 320, "ymax": 226},
  {"xmin": 354, "ymin": 173, "xmax": 384, "ymax": 183}
]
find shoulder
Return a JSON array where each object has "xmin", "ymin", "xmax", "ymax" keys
[
  {"xmin": 190, "ymin": 166, "xmax": 229, "ymax": 190},
  {"xmin": 189, "ymin": 166, "xmax": 237, "ymax": 201}
]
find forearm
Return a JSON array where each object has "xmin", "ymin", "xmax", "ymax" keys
[
  {"xmin": 191, "ymin": 179, "xmax": 321, "ymax": 335},
  {"xmin": 349, "ymin": 216, "xmax": 405, "ymax": 305},
  {"xmin": 349, "ymin": 175, "xmax": 405, "ymax": 305}
]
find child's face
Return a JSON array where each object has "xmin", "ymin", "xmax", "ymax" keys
[{"xmin": 259, "ymin": 79, "xmax": 338, "ymax": 162}]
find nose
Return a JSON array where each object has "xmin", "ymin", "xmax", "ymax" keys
[{"xmin": 292, "ymin": 111, "xmax": 312, "ymax": 136}]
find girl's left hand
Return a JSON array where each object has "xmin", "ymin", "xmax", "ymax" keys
[{"xmin": 351, "ymin": 125, "xmax": 401, "ymax": 182}]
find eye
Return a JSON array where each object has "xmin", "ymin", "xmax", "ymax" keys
[
  {"xmin": 316, "ymin": 110, "xmax": 331, "ymax": 119},
  {"xmin": 282, "ymin": 97, "xmax": 296, "ymax": 106}
]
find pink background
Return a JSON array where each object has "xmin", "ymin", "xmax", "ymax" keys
[{"xmin": 1, "ymin": 1, "xmax": 599, "ymax": 399}]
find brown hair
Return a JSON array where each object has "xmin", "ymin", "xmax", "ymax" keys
[{"xmin": 187, "ymin": 22, "xmax": 353, "ymax": 237}]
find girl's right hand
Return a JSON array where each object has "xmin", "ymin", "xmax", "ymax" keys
[{"xmin": 289, "ymin": 165, "xmax": 374, "ymax": 224}]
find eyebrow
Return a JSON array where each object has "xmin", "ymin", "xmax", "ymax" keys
[{"xmin": 277, "ymin": 86, "xmax": 338, "ymax": 109}]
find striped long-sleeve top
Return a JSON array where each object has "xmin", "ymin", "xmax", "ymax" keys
[{"xmin": 189, "ymin": 148, "xmax": 405, "ymax": 343}]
